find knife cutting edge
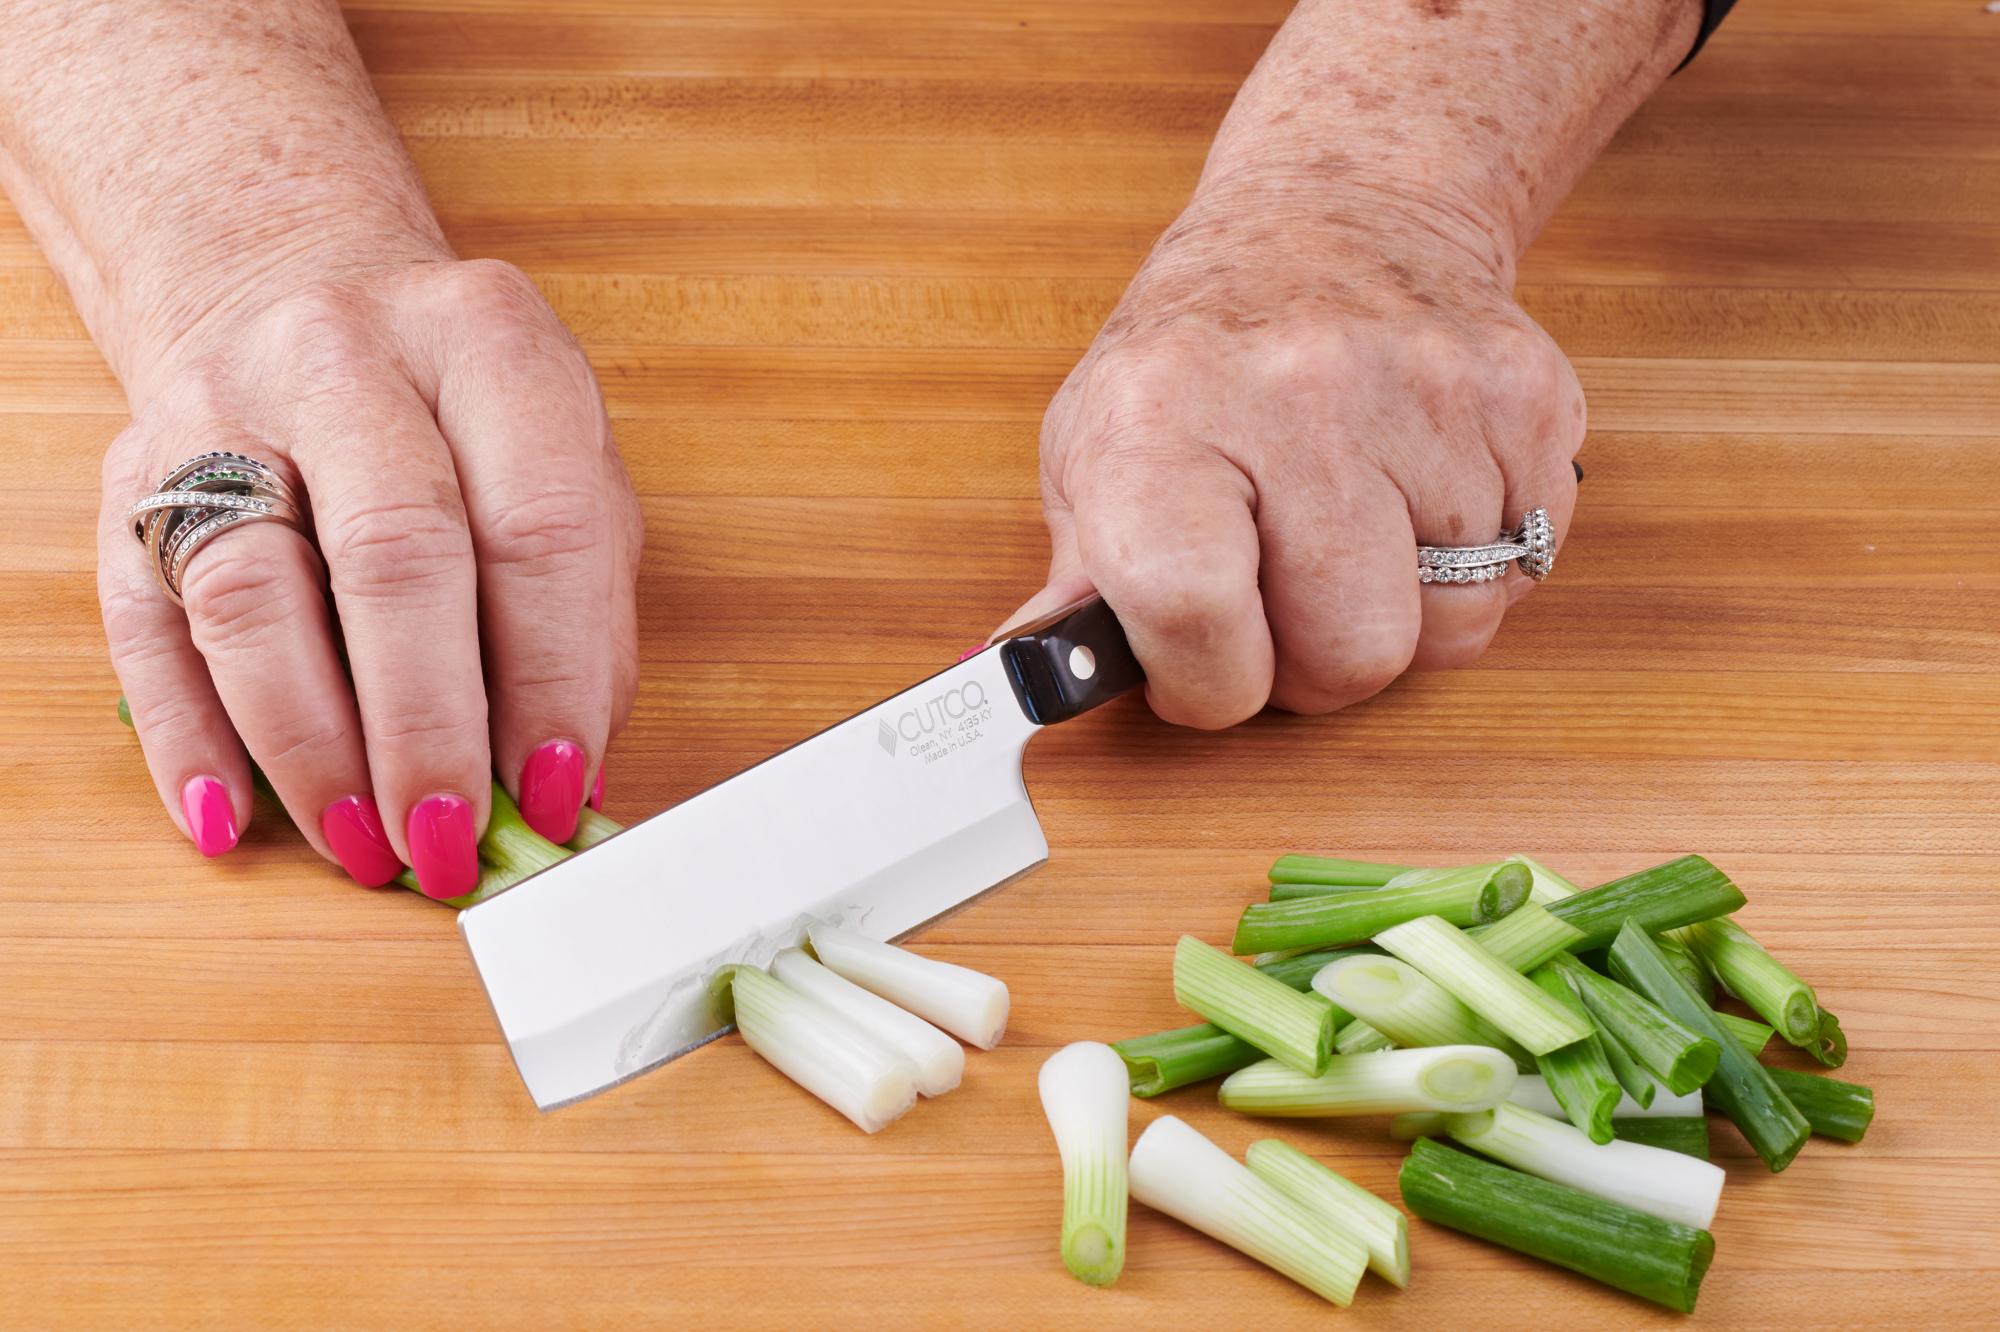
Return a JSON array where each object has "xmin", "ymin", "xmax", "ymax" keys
[{"xmin": 459, "ymin": 595, "xmax": 1142, "ymax": 1109}]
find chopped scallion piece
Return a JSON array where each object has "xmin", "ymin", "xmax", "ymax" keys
[
  {"xmin": 1610, "ymin": 1116, "xmax": 1711, "ymax": 1159},
  {"xmin": 727, "ymin": 965, "xmax": 917, "ymax": 1133},
  {"xmin": 1544, "ymin": 856, "xmax": 1746, "ymax": 951},
  {"xmin": 1388, "ymin": 1111, "xmax": 1445, "ymax": 1140},
  {"xmin": 1444, "ymin": 1102, "xmax": 1725, "ymax": 1230},
  {"xmin": 1526, "ymin": 963, "xmax": 1623, "ymax": 1143},
  {"xmin": 1713, "ymin": 1010, "xmax": 1776, "ymax": 1055},
  {"xmin": 1333, "ymin": 1019, "xmax": 1396, "ymax": 1056},
  {"xmin": 1507, "ymin": 1070, "xmax": 1702, "ymax": 1121},
  {"xmin": 1466, "ymin": 903, "xmax": 1589, "ymax": 973},
  {"xmin": 1219, "ymin": 1047, "xmax": 1517, "ymax": 1118},
  {"xmin": 1245, "ymin": 1139, "xmax": 1410, "ymax": 1288},
  {"xmin": 807, "ymin": 924, "xmax": 1010, "ymax": 1050},
  {"xmin": 1128, "ymin": 1116, "xmax": 1368, "ymax": 1306},
  {"xmin": 1676, "ymin": 917, "xmax": 1819, "ymax": 1046},
  {"xmin": 1037, "ymin": 1042, "xmax": 1130, "ymax": 1286},
  {"xmin": 771, "ymin": 947, "xmax": 963, "ymax": 1097},
  {"xmin": 1609, "ymin": 922, "xmax": 1809, "ymax": 1172},
  {"xmin": 1375, "ymin": 916, "xmax": 1593, "ymax": 1056},
  {"xmin": 1764, "ymin": 1065, "xmax": 1874, "ymax": 1142},
  {"xmin": 1234, "ymin": 863, "xmax": 1530, "ymax": 955},
  {"xmin": 1808, "ymin": 1008, "xmax": 1849, "ymax": 1069},
  {"xmin": 1551, "ymin": 954, "xmax": 1719, "ymax": 1096},
  {"xmin": 1654, "ymin": 932, "xmax": 1716, "ymax": 1006},
  {"xmin": 1507, "ymin": 854, "xmax": 1583, "ymax": 905},
  {"xmin": 1269, "ymin": 855, "xmax": 1416, "ymax": 887},
  {"xmin": 566, "ymin": 805, "xmax": 623, "ymax": 850},
  {"xmin": 1174, "ymin": 935, "xmax": 1334, "ymax": 1076},
  {"xmin": 1596, "ymin": 1023, "xmax": 1660, "ymax": 1110},
  {"xmin": 1399, "ymin": 1137, "xmax": 1715, "ymax": 1314},
  {"xmin": 1314, "ymin": 955, "xmax": 1521, "ymax": 1057}
]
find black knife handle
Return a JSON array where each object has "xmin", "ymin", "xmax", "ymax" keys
[{"xmin": 997, "ymin": 594, "xmax": 1143, "ymax": 726}]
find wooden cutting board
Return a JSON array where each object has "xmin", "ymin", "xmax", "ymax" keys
[{"xmin": 2, "ymin": 1, "xmax": 1996, "ymax": 1325}]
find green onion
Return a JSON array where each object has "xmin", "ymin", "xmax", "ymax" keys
[
  {"xmin": 1233, "ymin": 863, "xmax": 1530, "ymax": 955},
  {"xmin": 1245, "ymin": 1139, "xmax": 1410, "ymax": 1289},
  {"xmin": 1173, "ymin": 935, "xmax": 1334, "ymax": 1076},
  {"xmin": 1611, "ymin": 1116, "xmax": 1711, "ymax": 1159},
  {"xmin": 1219, "ymin": 1046, "xmax": 1517, "ymax": 1117},
  {"xmin": 1128, "ymin": 1116, "xmax": 1368, "ymax": 1306},
  {"xmin": 1808, "ymin": 1008, "xmax": 1849, "ymax": 1069},
  {"xmin": 1333, "ymin": 1019, "xmax": 1395, "ymax": 1055},
  {"xmin": 1110, "ymin": 949, "xmax": 1372, "ymax": 1097},
  {"xmin": 1508, "ymin": 1070, "xmax": 1702, "ymax": 1121},
  {"xmin": 568, "ymin": 805, "xmax": 623, "ymax": 850},
  {"xmin": 1765, "ymin": 1066, "xmax": 1874, "ymax": 1143},
  {"xmin": 1525, "ymin": 964, "xmax": 1623, "ymax": 1143},
  {"xmin": 1313, "ymin": 955, "xmax": 1520, "ymax": 1054},
  {"xmin": 808, "ymin": 924, "xmax": 1010, "ymax": 1050},
  {"xmin": 1714, "ymin": 1010, "xmax": 1776, "ymax": 1055},
  {"xmin": 1374, "ymin": 916, "xmax": 1593, "ymax": 1057},
  {"xmin": 1388, "ymin": 1111, "xmax": 1444, "ymax": 1140},
  {"xmin": 1597, "ymin": 1027, "xmax": 1659, "ymax": 1110},
  {"xmin": 1443, "ymin": 1102, "xmax": 1724, "ymax": 1229},
  {"xmin": 1675, "ymin": 917, "xmax": 1819, "ymax": 1047},
  {"xmin": 1037, "ymin": 1042, "xmax": 1129, "ymax": 1286},
  {"xmin": 1398, "ymin": 1137, "xmax": 1715, "ymax": 1314},
  {"xmin": 727, "ymin": 965, "xmax": 917, "ymax": 1133},
  {"xmin": 1269, "ymin": 855, "xmax": 1415, "ymax": 887},
  {"xmin": 1654, "ymin": 932, "xmax": 1716, "ymax": 1006},
  {"xmin": 771, "ymin": 948, "xmax": 963, "ymax": 1096},
  {"xmin": 1609, "ymin": 922, "xmax": 1809, "ymax": 1172},
  {"xmin": 1112, "ymin": 1024, "xmax": 1261, "ymax": 1098},
  {"xmin": 1507, "ymin": 854, "xmax": 1583, "ymax": 905},
  {"xmin": 1466, "ymin": 903, "xmax": 1590, "ymax": 973},
  {"xmin": 1550, "ymin": 955, "xmax": 1719, "ymax": 1096},
  {"xmin": 1544, "ymin": 856, "xmax": 1747, "ymax": 951}
]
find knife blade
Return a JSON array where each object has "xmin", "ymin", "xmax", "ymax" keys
[{"xmin": 460, "ymin": 595, "xmax": 1141, "ymax": 1109}]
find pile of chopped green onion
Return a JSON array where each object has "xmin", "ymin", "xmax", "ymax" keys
[{"xmin": 1058, "ymin": 851, "xmax": 1874, "ymax": 1313}]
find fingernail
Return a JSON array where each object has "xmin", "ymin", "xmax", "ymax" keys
[
  {"xmin": 406, "ymin": 794, "xmax": 478, "ymax": 900},
  {"xmin": 321, "ymin": 795, "xmax": 404, "ymax": 888},
  {"xmin": 519, "ymin": 740, "xmax": 585, "ymax": 843},
  {"xmin": 180, "ymin": 775, "xmax": 239, "ymax": 857},
  {"xmin": 588, "ymin": 766, "xmax": 605, "ymax": 812},
  {"xmin": 956, "ymin": 642, "xmax": 988, "ymax": 662}
]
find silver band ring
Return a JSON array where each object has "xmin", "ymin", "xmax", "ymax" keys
[
  {"xmin": 1417, "ymin": 507, "xmax": 1555, "ymax": 585},
  {"xmin": 126, "ymin": 451, "xmax": 302, "ymax": 607}
]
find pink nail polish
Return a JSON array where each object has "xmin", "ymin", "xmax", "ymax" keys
[
  {"xmin": 180, "ymin": 775, "xmax": 239, "ymax": 857},
  {"xmin": 321, "ymin": 795, "xmax": 404, "ymax": 888},
  {"xmin": 588, "ymin": 766, "xmax": 605, "ymax": 812},
  {"xmin": 956, "ymin": 642, "xmax": 989, "ymax": 662},
  {"xmin": 519, "ymin": 740, "xmax": 585, "ymax": 843},
  {"xmin": 406, "ymin": 794, "xmax": 478, "ymax": 900}
]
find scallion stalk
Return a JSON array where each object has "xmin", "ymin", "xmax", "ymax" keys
[
  {"xmin": 1233, "ymin": 863, "xmax": 1530, "ymax": 955},
  {"xmin": 1253, "ymin": 947, "xmax": 1377, "ymax": 995},
  {"xmin": 727, "ymin": 965, "xmax": 917, "ymax": 1133},
  {"xmin": 1544, "ymin": 856, "xmax": 1746, "ymax": 951},
  {"xmin": 1550, "ymin": 954, "xmax": 1719, "ymax": 1096},
  {"xmin": 1129, "ymin": 1116, "xmax": 1368, "ymax": 1305},
  {"xmin": 1444, "ymin": 1102, "xmax": 1725, "ymax": 1230},
  {"xmin": 1525, "ymin": 964, "xmax": 1623, "ymax": 1143},
  {"xmin": 1765, "ymin": 1066, "xmax": 1874, "ymax": 1143},
  {"xmin": 1507, "ymin": 854, "xmax": 1583, "ymax": 905},
  {"xmin": 1654, "ymin": 932, "xmax": 1716, "ymax": 1005},
  {"xmin": 1374, "ymin": 916, "xmax": 1593, "ymax": 1056},
  {"xmin": 1218, "ymin": 1046, "xmax": 1517, "ymax": 1118},
  {"xmin": 1809, "ymin": 1009, "xmax": 1849, "ymax": 1069},
  {"xmin": 1314, "ymin": 955, "xmax": 1520, "ymax": 1056},
  {"xmin": 1245, "ymin": 1139, "xmax": 1410, "ymax": 1288},
  {"xmin": 1608, "ymin": 922, "xmax": 1809, "ymax": 1172},
  {"xmin": 1174, "ymin": 935, "xmax": 1334, "ymax": 1077},
  {"xmin": 1466, "ymin": 903, "xmax": 1590, "ymax": 973},
  {"xmin": 1388, "ymin": 1111, "xmax": 1444, "ymax": 1140},
  {"xmin": 1112, "ymin": 1024, "xmax": 1261, "ymax": 1099},
  {"xmin": 1611, "ymin": 1116, "xmax": 1711, "ymax": 1159},
  {"xmin": 1713, "ymin": 1010, "xmax": 1776, "ymax": 1055},
  {"xmin": 770, "ymin": 948, "xmax": 964, "ymax": 1096},
  {"xmin": 807, "ymin": 924, "xmax": 1010, "ymax": 1050},
  {"xmin": 1333, "ymin": 1019, "xmax": 1396, "ymax": 1055},
  {"xmin": 1037, "ymin": 1042, "xmax": 1130, "ymax": 1286},
  {"xmin": 1507, "ymin": 1070, "xmax": 1702, "ymax": 1121},
  {"xmin": 567, "ymin": 805, "xmax": 623, "ymax": 850},
  {"xmin": 1676, "ymin": 917, "xmax": 1819, "ymax": 1047},
  {"xmin": 1398, "ymin": 1137, "xmax": 1715, "ymax": 1314},
  {"xmin": 1596, "ymin": 1025, "xmax": 1659, "ymax": 1110},
  {"xmin": 1269, "ymin": 855, "xmax": 1415, "ymax": 887}
]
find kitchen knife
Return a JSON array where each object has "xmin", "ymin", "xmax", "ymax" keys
[{"xmin": 460, "ymin": 595, "xmax": 1142, "ymax": 1109}]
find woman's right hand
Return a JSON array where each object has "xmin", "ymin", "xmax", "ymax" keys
[{"xmin": 100, "ymin": 258, "xmax": 643, "ymax": 897}]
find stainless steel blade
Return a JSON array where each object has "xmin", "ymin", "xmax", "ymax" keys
[{"xmin": 459, "ymin": 647, "xmax": 1045, "ymax": 1109}]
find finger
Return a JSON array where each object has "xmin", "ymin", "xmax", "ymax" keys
[
  {"xmin": 97, "ymin": 439, "xmax": 251, "ymax": 857},
  {"xmin": 430, "ymin": 269, "xmax": 618, "ymax": 845},
  {"xmin": 1070, "ymin": 440, "xmax": 1272, "ymax": 729},
  {"xmin": 298, "ymin": 382, "xmax": 489, "ymax": 899},
  {"xmin": 175, "ymin": 499, "xmax": 403, "ymax": 888},
  {"xmin": 1255, "ymin": 456, "xmax": 1424, "ymax": 714},
  {"xmin": 596, "ymin": 431, "xmax": 643, "ymax": 813},
  {"xmin": 997, "ymin": 494, "xmax": 1095, "ymax": 641},
  {"xmin": 1406, "ymin": 445, "xmax": 1511, "ymax": 673},
  {"xmin": 1498, "ymin": 420, "xmax": 1584, "ymax": 611}
]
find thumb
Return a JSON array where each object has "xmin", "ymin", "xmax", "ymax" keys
[{"xmin": 993, "ymin": 501, "xmax": 1096, "ymax": 642}]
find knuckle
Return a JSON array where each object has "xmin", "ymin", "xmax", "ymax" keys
[
  {"xmin": 252, "ymin": 714, "xmax": 351, "ymax": 771},
  {"xmin": 323, "ymin": 500, "xmax": 472, "ymax": 594},
  {"xmin": 1307, "ymin": 636, "xmax": 1416, "ymax": 710},
  {"xmin": 180, "ymin": 541, "xmax": 293, "ymax": 648},
  {"xmin": 98, "ymin": 574, "xmax": 172, "ymax": 652},
  {"xmin": 262, "ymin": 282, "xmax": 382, "ymax": 374},
  {"xmin": 366, "ymin": 702, "xmax": 487, "ymax": 754},
  {"xmin": 475, "ymin": 485, "xmax": 605, "ymax": 572}
]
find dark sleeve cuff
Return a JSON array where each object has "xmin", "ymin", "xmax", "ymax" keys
[{"xmin": 1677, "ymin": 0, "xmax": 1739, "ymax": 70}]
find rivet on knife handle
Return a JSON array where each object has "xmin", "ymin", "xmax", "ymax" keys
[{"xmin": 999, "ymin": 594, "xmax": 1142, "ymax": 725}]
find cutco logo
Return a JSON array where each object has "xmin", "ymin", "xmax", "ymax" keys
[{"xmin": 877, "ymin": 681, "xmax": 988, "ymax": 756}]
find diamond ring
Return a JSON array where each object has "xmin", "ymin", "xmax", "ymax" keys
[
  {"xmin": 126, "ymin": 451, "xmax": 303, "ymax": 607},
  {"xmin": 1417, "ymin": 508, "xmax": 1556, "ymax": 585}
]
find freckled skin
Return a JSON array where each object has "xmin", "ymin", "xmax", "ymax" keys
[{"xmin": 1013, "ymin": 0, "xmax": 1705, "ymax": 726}]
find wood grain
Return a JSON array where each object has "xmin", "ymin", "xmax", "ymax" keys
[{"xmin": 2, "ymin": 2, "xmax": 1997, "ymax": 1327}]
